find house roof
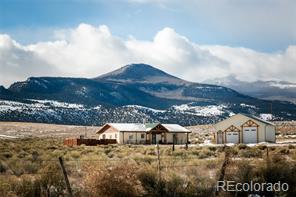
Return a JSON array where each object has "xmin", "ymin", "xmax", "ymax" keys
[
  {"xmin": 162, "ymin": 124, "xmax": 190, "ymax": 132},
  {"xmin": 97, "ymin": 123, "xmax": 190, "ymax": 133},
  {"xmin": 107, "ymin": 123, "xmax": 146, "ymax": 132}
]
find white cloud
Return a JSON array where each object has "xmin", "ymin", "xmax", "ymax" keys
[
  {"xmin": 0, "ymin": 23, "xmax": 296, "ymax": 87},
  {"xmin": 0, "ymin": 34, "xmax": 56, "ymax": 86}
]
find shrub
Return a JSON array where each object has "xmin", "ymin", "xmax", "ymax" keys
[
  {"xmin": 138, "ymin": 169, "xmax": 166, "ymax": 197},
  {"xmin": 23, "ymin": 161, "xmax": 39, "ymax": 174},
  {"xmin": 227, "ymin": 147, "xmax": 238, "ymax": 156},
  {"xmin": 17, "ymin": 150, "xmax": 28, "ymax": 159},
  {"xmin": 208, "ymin": 146, "xmax": 217, "ymax": 152},
  {"xmin": 269, "ymin": 146, "xmax": 276, "ymax": 151},
  {"xmin": 1, "ymin": 151, "xmax": 13, "ymax": 159},
  {"xmin": 83, "ymin": 163, "xmax": 143, "ymax": 197},
  {"xmin": 237, "ymin": 144, "xmax": 247, "ymax": 150},
  {"xmin": 278, "ymin": 148, "xmax": 290, "ymax": 155},
  {"xmin": 14, "ymin": 176, "xmax": 41, "ymax": 197},
  {"xmin": 38, "ymin": 163, "xmax": 66, "ymax": 197},
  {"xmin": 0, "ymin": 162, "xmax": 7, "ymax": 173},
  {"xmin": 0, "ymin": 177, "xmax": 15, "ymax": 196},
  {"xmin": 239, "ymin": 148, "xmax": 262, "ymax": 158},
  {"xmin": 31, "ymin": 151, "xmax": 39, "ymax": 161},
  {"xmin": 259, "ymin": 156, "xmax": 296, "ymax": 196},
  {"xmin": 138, "ymin": 170, "xmax": 207, "ymax": 197},
  {"xmin": 257, "ymin": 145, "xmax": 267, "ymax": 150},
  {"xmin": 69, "ymin": 151, "xmax": 81, "ymax": 159},
  {"xmin": 8, "ymin": 158, "xmax": 25, "ymax": 176},
  {"xmin": 198, "ymin": 149, "xmax": 215, "ymax": 159}
]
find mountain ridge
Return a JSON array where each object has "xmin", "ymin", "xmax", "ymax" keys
[
  {"xmin": 96, "ymin": 63, "xmax": 186, "ymax": 84},
  {"xmin": 0, "ymin": 63, "xmax": 296, "ymax": 125}
]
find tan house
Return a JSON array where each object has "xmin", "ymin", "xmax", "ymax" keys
[
  {"xmin": 214, "ymin": 113, "xmax": 276, "ymax": 144},
  {"xmin": 97, "ymin": 123, "xmax": 191, "ymax": 144}
]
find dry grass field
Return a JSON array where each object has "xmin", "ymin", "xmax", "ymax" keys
[
  {"xmin": 0, "ymin": 122, "xmax": 100, "ymax": 139},
  {"xmin": 0, "ymin": 121, "xmax": 296, "ymax": 196},
  {"xmin": 0, "ymin": 138, "xmax": 296, "ymax": 196}
]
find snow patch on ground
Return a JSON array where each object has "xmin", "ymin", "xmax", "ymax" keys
[{"xmin": 0, "ymin": 134, "xmax": 18, "ymax": 139}]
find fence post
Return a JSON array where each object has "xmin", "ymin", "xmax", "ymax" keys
[
  {"xmin": 58, "ymin": 157, "xmax": 73, "ymax": 197},
  {"xmin": 157, "ymin": 144, "xmax": 161, "ymax": 180},
  {"xmin": 186, "ymin": 132, "xmax": 189, "ymax": 150},
  {"xmin": 172, "ymin": 134, "xmax": 175, "ymax": 151}
]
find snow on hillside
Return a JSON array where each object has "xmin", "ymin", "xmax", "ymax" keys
[
  {"xmin": 0, "ymin": 99, "xmax": 86, "ymax": 113},
  {"xmin": 240, "ymin": 103, "xmax": 256, "ymax": 109},
  {"xmin": 125, "ymin": 105, "xmax": 166, "ymax": 113},
  {"xmin": 172, "ymin": 103, "xmax": 225, "ymax": 116},
  {"xmin": 28, "ymin": 99, "xmax": 85, "ymax": 109},
  {"xmin": 0, "ymin": 99, "xmax": 235, "ymax": 125},
  {"xmin": 0, "ymin": 99, "xmax": 230, "ymax": 117}
]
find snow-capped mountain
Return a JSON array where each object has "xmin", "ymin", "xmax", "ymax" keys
[
  {"xmin": 0, "ymin": 64, "xmax": 295, "ymax": 126},
  {"xmin": 204, "ymin": 75, "xmax": 296, "ymax": 104}
]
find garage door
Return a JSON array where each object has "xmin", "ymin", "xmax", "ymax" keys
[
  {"xmin": 226, "ymin": 132, "xmax": 239, "ymax": 143},
  {"xmin": 243, "ymin": 127, "xmax": 257, "ymax": 144}
]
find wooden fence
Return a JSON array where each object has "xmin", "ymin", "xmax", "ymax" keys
[{"xmin": 64, "ymin": 138, "xmax": 117, "ymax": 146}]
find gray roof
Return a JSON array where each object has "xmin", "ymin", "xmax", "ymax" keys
[
  {"xmin": 162, "ymin": 124, "xmax": 190, "ymax": 132},
  {"xmin": 107, "ymin": 123, "xmax": 146, "ymax": 132}
]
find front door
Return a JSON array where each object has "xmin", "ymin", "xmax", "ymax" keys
[{"xmin": 152, "ymin": 134, "xmax": 157, "ymax": 144}]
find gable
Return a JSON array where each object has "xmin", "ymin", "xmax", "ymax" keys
[
  {"xmin": 214, "ymin": 114, "xmax": 271, "ymax": 132},
  {"xmin": 148, "ymin": 123, "xmax": 169, "ymax": 133},
  {"xmin": 224, "ymin": 125, "xmax": 241, "ymax": 132},
  {"xmin": 97, "ymin": 124, "xmax": 119, "ymax": 134}
]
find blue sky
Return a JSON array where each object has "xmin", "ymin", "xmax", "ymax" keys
[
  {"xmin": 1, "ymin": 0, "xmax": 295, "ymax": 52},
  {"xmin": 0, "ymin": 0, "xmax": 296, "ymax": 86}
]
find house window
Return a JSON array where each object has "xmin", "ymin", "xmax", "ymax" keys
[
  {"xmin": 129, "ymin": 135, "xmax": 133, "ymax": 140},
  {"xmin": 115, "ymin": 134, "xmax": 117, "ymax": 138},
  {"xmin": 109, "ymin": 135, "xmax": 112, "ymax": 139},
  {"xmin": 102, "ymin": 134, "xmax": 106, "ymax": 139},
  {"xmin": 141, "ymin": 134, "xmax": 145, "ymax": 139}
]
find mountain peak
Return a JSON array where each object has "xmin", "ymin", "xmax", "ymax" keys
[{"xmin": 96, "ymin": 63, "xmax": 184, "ymax": 84}]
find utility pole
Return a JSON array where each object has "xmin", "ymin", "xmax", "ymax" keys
[
  {"xmin": 270, "ymin": 101, "xmax": 273, "ymax": 120},
  {"xmin": 59, "ymin": 157, "xmax": 73, "ymax": 197}
]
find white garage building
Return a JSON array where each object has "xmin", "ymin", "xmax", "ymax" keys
[{"xmin": 214, "ymin": 113, "xmax": 276, "ymax": 144}]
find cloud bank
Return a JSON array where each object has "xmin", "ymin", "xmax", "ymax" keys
[{"xmin": 1, "ymin": 23, "xmax": 296, "ymax": 87}]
